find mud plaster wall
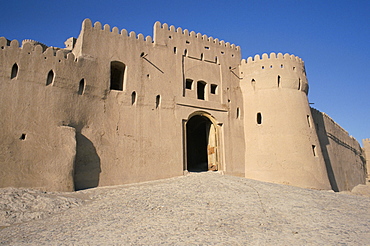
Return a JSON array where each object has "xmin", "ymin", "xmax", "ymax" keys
[
  {"xmin": 0, "ymin": 19, "xmax": 246, "ymax": 191},
  {"xmin": 240, "ymin": 53, "xmax": 331, "ymax": 190},
  {"xmin": 311, "ymin": 108, "xmax": 366, "ymax": 191},
  {"xmin": 363, "ymin": 139, "xmax": 370, "ymax": 178}
]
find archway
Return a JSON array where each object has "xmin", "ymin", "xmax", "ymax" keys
[{"xmin": 185, "ymin": 113, "xmax": 219, "ymax": 172}]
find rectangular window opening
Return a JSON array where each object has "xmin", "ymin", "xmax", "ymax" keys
[
  {"xmin": 312, "ymin": 145, "xmax": 317, "ymax": 156},
  {"xmin": 210, "ymin": 84, "xmax": 218, "ymax": 94},
  {"xmin": 185, "ymin": 79, "xmax": 193, "ymax": 90},
  {"xmin": 197, "ymin": 81, "xmax": 206, "ymax": 100}
]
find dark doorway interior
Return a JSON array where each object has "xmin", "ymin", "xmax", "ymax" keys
[
  {"xmin": 186, "ymin": 115, "xmax": 211, "ymax": 172},
  {"xmin": 74, "ymin": 132, "xmax": 101, "ymax": 190}
]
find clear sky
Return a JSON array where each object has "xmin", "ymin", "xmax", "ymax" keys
[{"xmin": 1, "ymin": 0, "xmax": 369, "ymax": 144}]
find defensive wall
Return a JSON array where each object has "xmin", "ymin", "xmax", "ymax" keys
[
  {"xmin": 0, "ymin": 19, "xmax": 367, "ymax": 192},
  {"xmin": 311, "ymin": 108, "xmax": 366, "ymax": 191},
  {"xmin": 363, "ymin": 139, "xmax": 370, "ymax": 179}
]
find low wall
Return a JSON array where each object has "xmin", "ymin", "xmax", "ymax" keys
[{"xmin": 311, "ymin": 108, "xmax": 366, "ymax": 191}]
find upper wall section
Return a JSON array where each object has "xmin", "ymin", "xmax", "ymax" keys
[
  {"xmin": 240, "ymin": 52, "xmax": 308, "ymax": 94},
  {"xmin": 153, "ymin": 21, "xmax": 241, "ymax": 66},
  {"xmin": 73, "ymin": 19, "xmax": 155, "ymax": 59},
  {"xmin": 73, "ymin": 19, "xmax": 241, "ymax": 69}
]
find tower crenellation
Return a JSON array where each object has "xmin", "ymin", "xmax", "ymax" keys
[{"xmin": 240, "ymin": 52, "xmax": 308, "ymax": 93}]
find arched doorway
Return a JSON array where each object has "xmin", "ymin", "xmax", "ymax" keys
[{"xmin": 185, "ymin": 112, "xmax": 219, "ymax": 172}]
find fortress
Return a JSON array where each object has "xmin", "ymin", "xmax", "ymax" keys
[{"xmin": 0, "ymin": 19, "xmax": 367, "ymax": 192}]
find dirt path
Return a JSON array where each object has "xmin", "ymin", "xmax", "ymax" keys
[{"xmin": 1, "ymin": 172, "xmax": 369, "ymax": 245}]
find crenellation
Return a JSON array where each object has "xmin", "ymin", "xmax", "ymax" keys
[
  {"xmin": 120, "ymin": 29, "xmax": 128, "ymax": 36},
  {"xmin": 9, "ymin": 39, "xmax": 19, "ymax": 48},
  {"xmin": 94, "ymin": 21, "xmax": 102, "ymax": 30},
  {"xmin": 112, "ymin": 27, "xmax": 119, "ymax": 34},
  {"xmin": 103, "ymin": 24, "xmax": 111, "ymax": 32}
]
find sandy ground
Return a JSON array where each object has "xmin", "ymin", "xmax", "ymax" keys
[{"xmin": 0, "ymin": 172, "xmax": 369, "ymax": 245}]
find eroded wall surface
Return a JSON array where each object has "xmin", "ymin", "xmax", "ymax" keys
[{"xmin": 311, "ymin": 108, "xmax": 366, "ymax": 191}]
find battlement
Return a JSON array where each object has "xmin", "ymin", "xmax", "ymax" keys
[
  {"xmin": 22, "ymin": 39, "xmax": 49, "ymax": 51},
  {"xmin": 0, "ymin": 37, "xmax": 75, "ymax": 62},
  {"xmin": 310, "ymin": 107, "xmax": 361, "ymax": 144},
  {"xmin": 81, "ymin": 19, "xmax": 154, "ymax": 43},
  {"xmin": 153, "ymin": 21, "xmax": 240, "ymax": 51},
  {"xmin": 241, "ymin": 52, "xmax": 304, "ymax": 65}
]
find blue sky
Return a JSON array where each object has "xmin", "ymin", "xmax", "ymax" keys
[{"xmin": 1, "ymin": 0, "xmax": 369, "ymax": 144}]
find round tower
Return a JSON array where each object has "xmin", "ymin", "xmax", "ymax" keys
[{"xmin": 240, "ymin": 52, "xmax": 331, "ymax": 190}]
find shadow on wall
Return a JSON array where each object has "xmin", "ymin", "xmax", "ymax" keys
[
  {"xmin": 74, "ymin": 132, "xmax": 101, "ymax": 190},
  {"xmin": 311, "ymin": 109, "xmax": 339, "ymax": 192}
]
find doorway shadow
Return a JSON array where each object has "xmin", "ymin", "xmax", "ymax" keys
[
  {"xmin": 186, "ymin": 115, "xmax": 212, "ymax": 172},
  {"xmin": 74, "ymin": 132, "xmax": 101, "ymax": 190}
]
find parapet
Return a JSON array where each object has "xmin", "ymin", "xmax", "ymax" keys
[
  {"xmin": 153, "ymin": 21, "xmax": 240, "ymax": 51},
  {"xmin": 240, "ymin": 52, "xmax": 308, "ymax": 93},
  {"xmin": 22, "ymin": 39, "xmax": 49, "ymax": 52},
  {"xmin": 80, "ymin": 18, "xmax": 154, "ymax": 43}
]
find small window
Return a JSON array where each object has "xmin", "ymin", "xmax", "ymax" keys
[
  {"xmin": 186, "ymin": 40, "xmax": 190, "ymax": 44},
  {"xmin": 205, "ymin": 46, "xmax": 210, "ymax": 50},
  {"xmin": 110, "ymin": 61, "xmax": 126, "ymax": 91},
  {"xmin": 200, "ymin": 53, "xmax": 203, "ymax": 60},
  {"xmin": 236, "ymin": 107, "xmax": 240, "ymax": 119},
  {"xmin": 184, "ymin": 49, "xmax": 187, "ymax": 56},
  {"xmin": 19, "ymin": 133, "xmax": 26, "ymax": 140},
  {"xmin": 280, "ymin": 64, "xmax": 284, "ymax": 68},
  {"xmin": 262, "ymin": 66, "xmax": 265, "ymax": 69},
  {"xmin": 173, "ymin": 47, "xmax": 177, "ymax": 54},
  {"xmin": 210, "ymin": 84, "xmax": 218, "ymax": 94},
  {"xmin": 11, "ymin": 63, "xmax": 18, "ymax": 79},
  {"xmin": 185, "ymin": 79, "xmax": 193, "ymax": 90},
  {"xmin": 197, "ymin": 81, "xmax": 206, "ymax": 100},
  {"xmin": 257, "ymin": 112, "xmax": 262, "ymax": 124},
  {"xmin": 307, "ymin": 115, "xmax": 311, "ymax": 128},
  {"xmin": 78, "ymin": 79, "xmax": 85, "ymax": 95},
  {"xmin": 312, "ymin": 145, "xmax": 317, "ymax": 156},
  {"xmin": 298, "ymin": 78, "xmax": 301, "ymax": 90},
  {"xmin": 131, "ymin": 91, "xmax": 136, "ymax": 105},
  {"xmin": 46, "ymin": 70, "xmax": 54, "ymax": 86},
  {"xmin": 156, "ymin": 95, "xmax": 161, "ymax": 108},
  {"xmin": 277, "ymin": 75, "xmax": 281, "ymax": 87}
]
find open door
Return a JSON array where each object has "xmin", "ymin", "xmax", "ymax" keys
[{"xmin": 185, "ymin": 113, "xmax": 219, "ymax": 172}]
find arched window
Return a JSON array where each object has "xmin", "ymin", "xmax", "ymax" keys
[
  {"xmin": 46, "ymin": 70, "xmax": 54, "ymax": 86},
  {"xmin": 131, "ymin": 91, "xmax": 136, "ymax": 105},
  {"xmin": 78, "ymin": 79, "xmax": 85, "ymax": 95},
  {"xmin": 11, "ymin": 63, "xmax": 18, "ymax": 79},
  {"xmin": 110, "ymin": 61, "xmax": 126, "ymax": 91}
]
